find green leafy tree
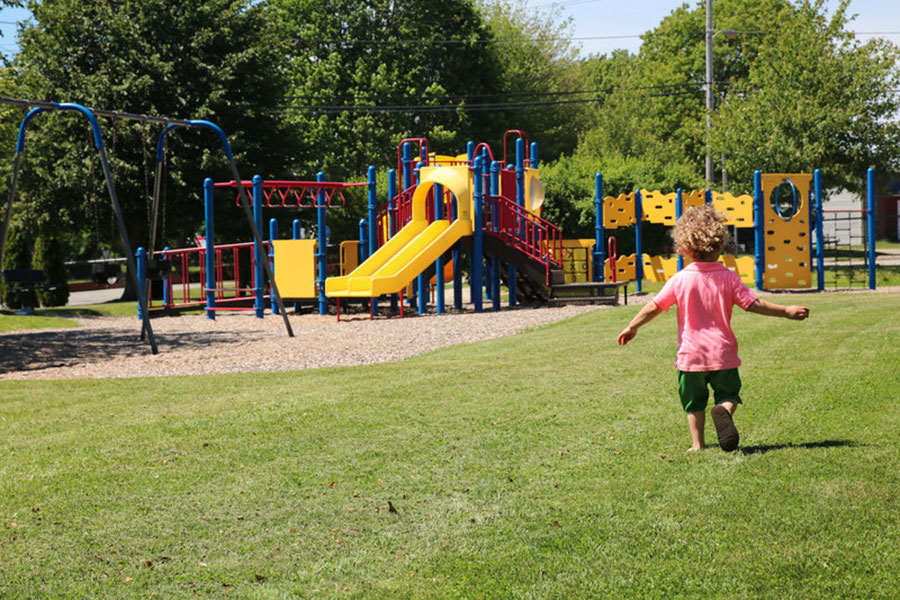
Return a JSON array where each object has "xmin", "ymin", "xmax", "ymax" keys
[
  {"xmin": 551, "ymin": 0, "xmax": 900, "ymax": 218},
  {"xmin": 6, "ymin": 0, "xmax": 296, "ymax": 268},
  {"xmin": 475, "ymin": 0, "xmax": 589, "ymax": 161},
  {"xmin": 275, "ymin": 0, "xmax": 502, "ymax": 178},
  {"xmin": 712, "ymin": 0, "xmax": 900, "ymax": 191},
  {"xmin": 33, "ymin": 231, "xmax": 68, "ymax": 306},
  {"xmin": 0, "ymin": 223, "xmax": 35, "ymax": 309}
]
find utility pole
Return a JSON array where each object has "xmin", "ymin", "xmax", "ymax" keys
[{"xmin": 705, "ymin": 0, "xmax": 714, "ymax": 186}]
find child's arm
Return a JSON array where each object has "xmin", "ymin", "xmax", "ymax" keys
[
  {"xmin": 746, "ymin": 298, "xmax": 809, "ymax": 320},
  {"xmin": 618, "ymin": 301, "xmax": 664, "ymax": 345}
]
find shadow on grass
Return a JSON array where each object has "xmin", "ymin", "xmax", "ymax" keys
[{"xmin": 740, "ymin": 440, "xmax": 862, "ymax": 455}]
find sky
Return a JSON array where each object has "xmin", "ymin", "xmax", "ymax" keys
[{"xmin": 1, "ymin": 0, "xmax": 899, "ymax": 59}]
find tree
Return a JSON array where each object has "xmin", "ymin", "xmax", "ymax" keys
[
  {"xmin": 33, "ymin": 231, "xmax": 68, "ymax": 306},
  {"xmin": 712, "ymin": 0, "xmax": 900, "ymax": 192},
  {"xmin": 274, "ymin": 0, "xmax": 503, "ymax": 178},
  {"xmin": 0, "ymin": 222, "xmax": 35, "ymax": 309},
  {"xmin": 547, "ymin": 0, "xmax": 900, "ymax": 222},
  {"xmin": 5, "ymin": 0, "xmax": 296, "ymax": 269},
  {"xmin": 475, "ymin": 0, "xmax": 589, "ymax": 161}
]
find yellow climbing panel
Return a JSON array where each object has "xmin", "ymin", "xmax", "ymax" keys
[
  {"xmin": 640, "ymin": 190, "xmax": 678, "ymax": 226},
  {"xmin": 759, "ymin": 173, "xmax": 812, "ymax": 289},
  {"xmin": 603, "ymin": 193, "xmax": 637, "ymax": 229}
]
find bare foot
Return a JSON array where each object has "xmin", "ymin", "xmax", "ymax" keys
[{"xmin": 687, "ymin": 445, "xmax": 706, "ymax": 452}]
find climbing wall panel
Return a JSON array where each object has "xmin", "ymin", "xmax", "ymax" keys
[
  {"xmin": 603, "ymin": 193, "xmax": 637, "ymax": 229},
  {"xmin": 760, "ymin": 173, "xmax": 812, "ymax": 289},
  {"xmin": 711, "ymin": 192, "xmax": 754, "ymax": 228},
  {"xmin": 640, "ymin": 190, "xmax": 677, "ymax": 226}
]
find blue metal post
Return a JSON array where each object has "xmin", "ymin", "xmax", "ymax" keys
[
  {"xmin": 488, "ymin": 161, "xmax": 501, "ymax": 310},
  {"xmin": 416, "ymin": 162, "xmax": 426, "ymax": 315},
  {"xmin": 488, "ymin": 160, "xmax": 502, "ymax": 310},
  {"xmin": 402, "ymin": 142, "xmax": 413, "ymax": 194},
  {"xmin": 594, "ymin": 173, "xmax": 604, "ymax": 282},
  {"xmin": 754, "ymin": 170, "xmax": 764, "ymax": 290},
  {"xmin": 204, "ymin": 178, "xmax": 216, "ymax": 319},
  {"xmin": 367, "ymin": 166, "xmax": 377, "ymax": 257},
  {"xmin": 434, "ymin": 181, "xmax": 445, "ymax": 314},
  {"xmin": 467, "ymin": 141, "xmax": 475, "ymax": 163},
  {"xmin": 269, "ymin": 218, "xmax": 279, "ymax": 315},
  {"xmin": 867, "ymin": 167, "xmax": 877, "ymax": 289},
  {"xmin": 253, "ymin": 175, "xmax": 264, "ymax": 319},
  {"xmin": 359, "ymin": 219, "xmax": 368, "ymax": 260},
  {"xmin": 814, "ymin": 169, "xmax": 825, "ymax": 291},
  {"xmin": 453, "ymin": 189, "xmax": 463, "ymax": 311},
  {"xmin": 635, "ymin": 190, "xmax": 643, "ymax": 293},
  {"xmin": 471, "ymin": 156, "xmax": 484, "ymax": 312},
  {"xmin": 367, "ymin": 165, "xmax": 378, "ymax": 315},
  {"xmin": 676, "ymin": 189, "xmax": 684, "ymax": 272},
  {"xmin": 136, "ymin": 246, "xmax": 146, "ymax": 320},
  {"xmin": 530, "ymin": 141, "xmax": 539, "ymax": 169},
  {"xmin": 162, "ymin": 247, "xmax": 171, "ymax": 308},
  {"xmin": 388, "ymin": 168, "xmax": 398, "ymax": 312},
  {"xmin": 292, "ymin": 218, "xmax": 301, "ymax": 312},
  {"xmin": 316, "ymin": 171, "xmax": 328, "ymax": 315}
]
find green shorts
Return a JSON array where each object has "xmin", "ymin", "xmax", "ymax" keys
[{"xmin": 677, "ymin": 369, "xmax": 743, "ymax": 413}]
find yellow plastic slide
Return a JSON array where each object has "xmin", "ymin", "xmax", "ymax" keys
[{"xmin": 326, "ymin": 165, "xmax": 473, "ymax": 298}]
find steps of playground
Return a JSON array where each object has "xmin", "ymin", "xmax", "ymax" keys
[
  {"xmin": 479, "ymin": 234, "xmax": 566, "ymax": 288},
  {"xmin": 546, "ymin": 281, "xmax": 628, "ymax": 306}
]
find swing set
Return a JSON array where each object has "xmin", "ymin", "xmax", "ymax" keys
[{"xmin": 0, "ymin": 97, "xmax": 295, "ymax": 355}]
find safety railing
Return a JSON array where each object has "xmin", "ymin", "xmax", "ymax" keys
[
  {"xmin": 376, "ymin": 183, "xmax": 458, "ymax": 245},
  {"xmin": 484, "ymin": 193, "xmax": 562, "ymax": 284},
  {"xmin": 141, "ymin": 241, "xmax": 268, "ymax": 311}
]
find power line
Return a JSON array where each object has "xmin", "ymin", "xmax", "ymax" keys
[
  {"xmin": 290, "ymin": 81, "xmax": 710, "ymax": 104},
  {"xmin": 315, "ymin": 29, "xmax": 900, "ymax": 47},
  {"xmin": 318, "ymin": 34, "xmax": 643, "ymax": 45},
  {"xmin": 276, "ymin": 88, "xmax": 705, "ymax": 115}
]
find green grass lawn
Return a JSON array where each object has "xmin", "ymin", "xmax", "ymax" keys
[
  {"xmin": 0, "ymin": 301, "xmax": 139, "ymax": 332},
  {"xmin": 1, "ymin": 293, "xmax": 899, "ymax": 598}
]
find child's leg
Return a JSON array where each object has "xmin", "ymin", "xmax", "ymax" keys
[
  {"xmin": 679, "ymin": 371, "xmax": 710, "ymax": 451},
  {"xmin": 718, "ymin": 400, "xmax": 738, "ymax": 415},
  {"xmin": 687, "ymin": 411, "xmax": 705, "ymax": 451}
]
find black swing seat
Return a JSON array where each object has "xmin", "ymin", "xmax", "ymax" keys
[{"xmin": 2, "ymin": 268, "xmax": 61, "ymax": 295}]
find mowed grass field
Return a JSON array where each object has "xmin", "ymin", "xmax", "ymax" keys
[{"xmin": 1, "ymin": 292, "xmax": 898, "ymax": 599}]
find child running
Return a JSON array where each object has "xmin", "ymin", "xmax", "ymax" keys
[{"xmin": 617, "ymin": 204, "xmax": 809, "ymax": 452}]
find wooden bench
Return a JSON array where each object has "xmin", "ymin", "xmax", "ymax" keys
[{"xmin": 2, "ymin": 269, "xmax": 61, "ymax": 314}]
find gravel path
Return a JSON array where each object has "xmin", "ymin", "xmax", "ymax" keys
[
  {"xmin": 5, "ymin": 285, "xmax": 895, "ymax": 381},
  {"xmin": 0, "ymin": 303, "xmax": 615, "ymax": 381}
]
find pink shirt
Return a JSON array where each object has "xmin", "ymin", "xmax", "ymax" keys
[{"xmin": 652, "ymin": 262, "xmax": 758, "ymax": 372}]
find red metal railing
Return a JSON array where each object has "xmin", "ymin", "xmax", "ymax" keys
[
  {"xmin": 396, "ymin": 138, "xmax": 429, "ymax": 174},
  {"xmin": 147, "ymin": 241, "xmax": 268, "ymax": 311},
  {"xmin": 214, "ymin": 180, "xmax": 365, "ymax": 208},
  {"xmin": 375, "ymin": 182, "xmax": 459, "ymax": 245},
  {"xmin": 484, "ymin": 193, "xmax": 562, "ymax": 285}
]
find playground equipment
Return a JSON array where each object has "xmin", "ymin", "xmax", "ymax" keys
[
  {"xmin": 0, "ymin": 96, "xmax": 297, "ymax": 354},
  {"xmin": 325, "ymin": 165, "xmax": 473, "ymax": 298},
  {"xmin": 590, "ymin": 168, "xmax": 880, "ymax": 292},
  {"xmin": 127, "ymin": 131, "xmax": 883, "ymax": 326},
  {"xmin": 141, "ymin": 130, "xmax": 629, "ymax": 320},
  {"xmin": 0, "ymin": 99, "xmax": 159, "ymax": 353}
]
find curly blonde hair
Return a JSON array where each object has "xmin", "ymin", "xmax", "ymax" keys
[{"xmin": 671, "ymin": 204, "xmax": 730, "ymax": 260}]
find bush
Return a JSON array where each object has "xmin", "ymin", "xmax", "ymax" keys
[
  {"xmin": 1, "ymin": 226, "xmax": 37, "ymax": 310},
  {"xmin": 34, "ymin": 234, "xmax": 70, "ymax": 307}
]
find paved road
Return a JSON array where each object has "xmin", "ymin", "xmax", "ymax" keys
[{"xmin": 68, "ymin": 287, "xmax": 124, "ymax": 306}]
